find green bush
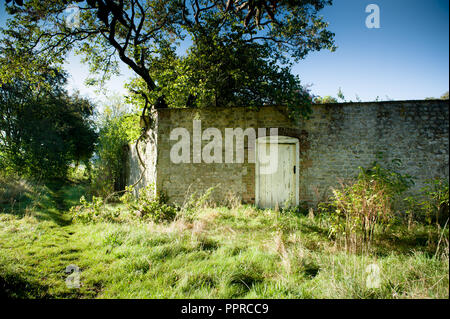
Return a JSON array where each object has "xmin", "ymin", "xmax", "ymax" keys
[
  {"xmin": 91, "ymin": 113, "xmax": 140, "ymax": 197},
  {"xmin": 70, "ymin": 184, "xmax": 177, "ymax": 224},
  {"xmin": 328, "ymin": 160, "xmax": 414, "ymax": 252},
  {"xmin": 0, "ymin": 71, "xmax": 97, "ymax": 180},
  {"xmin": 120, "ymin": 185, "xmax": 177, "ymax": 223},
  {"xmin": 182, "ymin": 187, "xmax": 217, "ymax": 213},
  {"xmin": 405, "ymin": 179, "xmax": 449, "ymax": 226},
  {"xmin": 69, "ymin": 196, "xmax": 113, "ymax": 223}
]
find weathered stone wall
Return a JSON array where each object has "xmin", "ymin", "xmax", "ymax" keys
[
  {"xmin": 155, "ymin": 107, "xmax": 286, "ymax": 205},
  {"xmin": 298, "ymin": 100, "xmax": 449, "ymax": 204},
  {"xmin": 127, "ymin": 125, "xmax": 159, "ymax": 198},
  {"xmin": 128, "ymin": 100, "xmax": 449, "ymax": 207}
]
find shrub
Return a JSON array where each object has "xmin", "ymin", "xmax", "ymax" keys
[
  {"xmin": 120, "ymin": 185, "xmax": 177, "ymax": 223},
  {"xmin": 69, "ymin": 196, "xmax": 112, "ymax": 223},
  {"xmin": 420, "ymin": 179, "xmax": 449, "ymax": 226},
  {"xmin": 328, "ymin": 160, "xmax": 414, "ymax": 252},
  {"xmin": 90, "ymin": 112, "xmax": 140, "ymax": 197},
  {"xmin": 70, "ymin": 184, "xmax": 177, "ymax": 224},
  {"xmin": 314, "ymin": 96, "xmax": 338, "ymax": 104},
  {"xmin": 181, "ymin": 186, "xmax": 217, "ymax": 218},
  {"xmin": 405, "ymin": 179, "xmax": 449, "ymax": 227},
  {"xmin": 0, "ymin": 175, "xmax": 34, "ymax": 205}
]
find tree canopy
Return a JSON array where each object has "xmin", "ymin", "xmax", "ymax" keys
[
  {"xmin": 0, "ymin": 68, "xmax": 98, "ymax": 179},
  {"xmin": 1, "ymin": 0, "xmax": 335, "ymax": 120}
]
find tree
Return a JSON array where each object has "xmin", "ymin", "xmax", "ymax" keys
[
  {"xmin": 313, "ymin": 88, "xmax": 345, "ymax": 104},
  {"xmin": 125, "ymin": 28, "xmax": 314, "ymax": 117},
  {"xmin": 313, "ymin": 96, "xmax": 338, "ymax": 104},
  {"xmin": 1, "ymin": 0, "xmax": 335, "ymax": 121},
  {"xmin": 92, "ymin": 95, "xmax": 140, "ymax": 194},
  {"xmin": 0, "ymin": 68, "xmax": 98, "ymax": 179}
]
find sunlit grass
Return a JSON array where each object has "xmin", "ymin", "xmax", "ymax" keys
[{"xmin": 0, "ymin": 181, "xmax": 448, "ymax": 299}]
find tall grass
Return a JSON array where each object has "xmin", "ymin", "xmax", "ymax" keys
[{"xmin": 0, "ymin": 179, "xmax": 448, "ymax": 299}]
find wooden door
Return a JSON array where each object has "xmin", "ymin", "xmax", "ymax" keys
[{"xmin": 256, "ymin": 137, "xmax": 299, "ymax": 209}]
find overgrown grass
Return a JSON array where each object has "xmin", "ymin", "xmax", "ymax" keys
[{"xmin": 0, "ymin": 180, "xmax": 448, "ymax": 299}]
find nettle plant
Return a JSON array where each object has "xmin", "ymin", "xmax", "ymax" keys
[{"xmin": 328, "ymin": 159, "xmax": 414, "ymax": 252}]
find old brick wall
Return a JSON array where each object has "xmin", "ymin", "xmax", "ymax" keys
[{"xmin": 129, "ymin": 100, "xmax": 449, "ymax": 207}]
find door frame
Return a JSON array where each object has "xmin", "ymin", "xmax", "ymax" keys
[{"xmin": 255, "ymin": 136, "xmax": 300, "ymax": 208}]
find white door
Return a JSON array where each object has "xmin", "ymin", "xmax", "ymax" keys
[{"xmin": 256, "ymin": 137, "xmax": 299, "ymax": 209}]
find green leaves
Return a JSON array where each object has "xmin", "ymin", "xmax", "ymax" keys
[
  {"xmin": 120, "ymin": 185, "xmax": 177, "ymax": 223},
  {"xmin": 92, "ymin": 106, "xmax": 140, "ymax": 195},
  {"xmin": 406, "ymin": 179, "xmax": 449, "ymax": 226},
  {"xmin": 0, "ymin": 70, "xmax": 97, "ymax": 180},
  {"xmin": 1, "ymin": 0, "xmax": 334, "ymax": 114},
  {"xmin": 126, "ymin": 29, "xmax": 313, "ymax": 119},
  {"xmin": 328, "ymin": 159, "xmax": 414, "ymax": 252},
  {"xmin": 358, "ymin": 160, "xmax": 415, "ymax": 197}
]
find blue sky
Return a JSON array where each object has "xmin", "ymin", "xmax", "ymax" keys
[
  {"xmin": 294, "ymin": 0, "xmax": 449, "ymax": 101},
  {"xmin": 1, "ymin": 0, "xmax": 449, "ymax": 103}
]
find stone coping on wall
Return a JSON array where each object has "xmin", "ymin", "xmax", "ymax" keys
[{"xmin": 142, "ymin": 99, "xmax": 448, "ymax": 117}]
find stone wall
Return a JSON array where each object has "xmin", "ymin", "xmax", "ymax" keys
[
  {"xmin": 298, "ymin": 100, "xmax": 449, "ymax": 203},
  {"xmin": 128, "ymin": 99, "xmax": 449, "ymax": 207},
  {"xmin": 127, "ymin": 123, "xmax": 159, "ymax": 198}
]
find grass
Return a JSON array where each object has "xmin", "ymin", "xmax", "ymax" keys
[{"xmin": 0, "ymin": 179, "xmax": 448, "ymax": 299}]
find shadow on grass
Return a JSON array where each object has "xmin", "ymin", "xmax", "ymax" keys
[
  {"xmin": 374, "ymin": 227, "xmax": 444, "ymax": 256},
  {"xmin": 297, "ymin": 216, "xmax": 446, "ymax": 257},
  {"xmin": 0, "ymin": 270, "xmax": 94, "ymax": 299},
  {"xmin": 298, "ymin": 221, "xmax": 331, "ymax": 240},
  {"xmin": 0, "ymin": 273, "xmax": 49, "ymax": 299},
  {"xmin": 1, "ymin": 180, "xmax": 88, "ymax": 226}
]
